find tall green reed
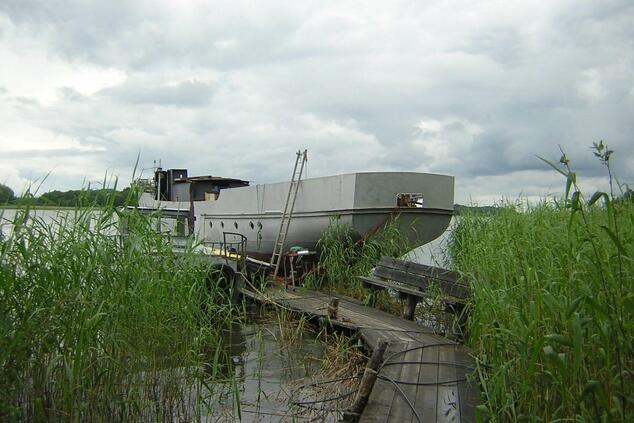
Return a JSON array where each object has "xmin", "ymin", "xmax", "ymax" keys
[
  {"xmin": 449, "ymin": 145, "xmax": 633, "ymax": 421},
  {"xmin": 0, "ymin": 185, "xmax": 234, "ymax": 421},
  {"xmin": 305, "ymin": 215, "xmax": 411, "ymax": 299}
]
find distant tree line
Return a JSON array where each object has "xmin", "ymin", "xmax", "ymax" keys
[
  {"xmin": 0, "ymin": 184, "xmax": 15, "ymax": 203},
  {"xmin": 2, "ymin": 182, "xmax": 632, "ymax": 209},
  {"xmin": 0, "ymin": 183, "xmax": 134, "ymax": 207},
  {"xmin": 453, "ymin": 187, "xmax": 634, "ymax": 214},
  {"xmin": 453, "ymin": 204, "xmax": 501, "ymax": 215}
]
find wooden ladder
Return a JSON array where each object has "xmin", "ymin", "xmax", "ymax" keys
[{"xmin": 270, "ymin": 149, "xmax": 308, "ymax": 278}]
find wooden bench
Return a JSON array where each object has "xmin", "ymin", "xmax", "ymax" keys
[{"xmin": 358, "ymin": 256, "xmax": 470, "ymax": 321}]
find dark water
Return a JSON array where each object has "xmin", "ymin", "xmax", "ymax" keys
[{"xmin": 204, "ymin": 316, "xmax": 345, "ymax": 422}]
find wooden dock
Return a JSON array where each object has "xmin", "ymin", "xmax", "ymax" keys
[{"xmin": 240, "ymin": 284, "xmax": 478, "ymax": 422}]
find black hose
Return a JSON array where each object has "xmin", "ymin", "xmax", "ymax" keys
[
  {"xmin": 377, "ymin": 374, "xmax": 467, "ymax": 386},
  {"xmin": 381, "ymin": 360, "xmax": 470, "ymax": 369},
  {"xmin": 378, "ymin": 372, "xmax": 423, "ymax": 423},
  {"xmin": 379, "ymin": 342, "xmax": 459, "ymax": 370},
  {"xmin": 292, "ymin": 389, "xmax": 357, "ymax": 407}
]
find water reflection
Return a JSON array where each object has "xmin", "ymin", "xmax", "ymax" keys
[
  {"xmin": 202, "ymin": 320, "xmax": 247, "ymax": 382},
  {"xmin": 203, "ymin": 311, "xmax": 334, "ymax": 422}
]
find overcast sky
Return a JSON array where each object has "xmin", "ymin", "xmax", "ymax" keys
[{"xmin": 1, "ymin": 0, "xmax": 632, "ymax": 204}]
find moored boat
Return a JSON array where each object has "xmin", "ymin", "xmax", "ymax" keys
[{"xmin": 138, "ymin": 167, "xmax": 454, "ymax": 260}]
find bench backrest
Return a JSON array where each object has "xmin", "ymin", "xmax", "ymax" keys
[{"xmin": 372, "ymin": 256, "xmax": 470, "ymax": 299}]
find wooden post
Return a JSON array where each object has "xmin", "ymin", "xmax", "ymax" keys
[
  {"xmin": 328, "ymin": 297, "xmax": 339, "ymax": 319},
  {"xmin": 342, "ymin": 340, "xmax": 388, "ymax": 422},
  {"xmin": 364, "ymin": 284, "xmax": 380, "ymax": 307},
  {"xmin": 404, "ymin": 294, "xmax": 419, "ymax": 321},
  {"xmin": 188, "ymin": 185, "xmax": 195, "ymax": 235}
]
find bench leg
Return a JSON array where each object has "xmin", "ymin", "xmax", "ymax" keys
[
  {"xmin": 365, "ymin": 286, "xmax": 381, "ymax": 307},
  {"xmin": 404, "ymin": 295, "xmax": 419, "ymax": 321}
]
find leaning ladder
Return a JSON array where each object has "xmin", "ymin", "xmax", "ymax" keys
[{"xmin": 270, "ymin": 149, "xmax": 308, "ymax": 278}]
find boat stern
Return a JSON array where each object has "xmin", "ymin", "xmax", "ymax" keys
[{"xmin": 351, "ymin": 172, "xmax": 454, "ymax": 246}]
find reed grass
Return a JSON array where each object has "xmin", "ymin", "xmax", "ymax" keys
[
  {"xmin": 306, "ymin": 216, "xmax": 410, "ymax": 303},
  {"xmin": 0, "ymin": 188, "xmax": 234, "ymax": 421},
  {"xmin": 449, "ymin": 146, "xmax": 633, "ymax": 421}
]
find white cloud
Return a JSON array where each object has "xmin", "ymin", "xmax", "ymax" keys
[
  {"xmin": 0, "ymin": 16, "xmax": 125, "ymax": 105},
  {"xmin": 577, "ymin": 69, "xmax": 607, "ymax": 103},
  {"xmin": 411, "ymin": 117, "xmax": 483, "ymax": 173}
]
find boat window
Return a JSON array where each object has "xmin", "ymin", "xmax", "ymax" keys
[
  {"xmin": 234, "ymin": 222, "xmax": 238, "ymax": 229},
  {"xmin": 257, "ymin": 222, "xmax": 263, "ymax": 229},
  {"xmin": 249, "ymin": 221, "xmax": 254, "ymax": 229},
  {"xmin": 396, "ymin": 193, "xmax": 424, "ymax": 208},
  {"xmin": 220, "ymin": 221, "xmax": 225, "ymax": 228},
  {"xmin": 208, "ymin": 221, "xmax": 213, "ymax": 229}
]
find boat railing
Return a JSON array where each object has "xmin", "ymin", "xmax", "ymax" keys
[{"xmin": 202, "ymin": 232, "xmax": 247, "ymax": 268}]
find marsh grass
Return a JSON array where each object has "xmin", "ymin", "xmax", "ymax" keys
[
  {"xmin": 318, "ymin": 331, "xmax": 367, "ymax": 376},
  {"xmin": 0, "ymin": 188, "xmax": 235, "ymax": 421},
  {"xmin": 305, "ymin": 216, "xmax": 410, "ymax": 311},
  {"xmin": 450, "ymin": 146, "xmax": 633, "ymax": 421},
  {"xmin": 288, "ymin": 330, "xmax": 367, "ymax": 420}
]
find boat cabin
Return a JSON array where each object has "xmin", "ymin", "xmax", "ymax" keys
[{"xmin": 154, "ymin": 168, "xmax": 249, "ymax": 202}]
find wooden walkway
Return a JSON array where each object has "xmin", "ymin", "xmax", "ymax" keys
[{"xmin": 240, "ymin": 284, "xmax": 478, "ymax": 422}]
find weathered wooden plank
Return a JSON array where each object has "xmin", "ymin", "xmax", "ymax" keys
[
  {"xmin": 240, "ymin": 284, "xmax": 478, "ymax": 423},
  {"xmin": 387, "ymin": 341, "xmax": 424, "ymax": 422},
  {"xmin": 437, "ymin": 345, "xmax": 461, "ymax": 423},
  {"xmin": 359, "ymin": 275, "xmax": 468, "ymax": 310},
  {"xmin": 359, "ymin": 342, "xmax": 408, "ymax": 423},
  {"xmin": 415, "ymin": 342, "xmax": 439, "ymax": 423},
  {"xmin": 373, "ymin": 266, "xmax": 470, "ymax": 300},
  {"xmin": 341, "ymin": 300, "xmax": 436, "ymax": 335},
  {"xmin": 358, "ymin": 329, "xmax": 383, "ymax": 354},
  {"xmin": 358, "ymin": 378, "xmax": 396, "ymax": 423},
  {"xmin": 379, "ymin": 256, "xmax": 463, "ymax": 283},
  {"xmin": 378, "ymin": 256, "xmax": 470, "ymax": 297},
  {"xmin": 359, "ymin": 276, "xmax": 429, "ymax": 298},
  {"xmin": 456, "ymin": 350, "xmax": 478, "ymax": 423},
  {"xmin": 344, "ymin": 340, "xmax": 388, "ymax": 421}
]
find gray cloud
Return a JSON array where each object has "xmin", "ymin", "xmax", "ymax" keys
[
  {"xmin": 100, "ymin": 80, "xmax": 216, "ymax": 107},
  {"xmin": 460, "ymin": 28, "xmax": 523, "ymax": 65},
  {"xmin": 0, "ymin": 1, "xmax": 633, "ymax": 203},
  {"xmin": 3, "ymin": 148, "xmax": 104, "ymax": 159}
]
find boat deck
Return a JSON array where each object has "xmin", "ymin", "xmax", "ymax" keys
[{"xmin": 240, "ymin": 284, "xmax": 478, "ymax": 422}]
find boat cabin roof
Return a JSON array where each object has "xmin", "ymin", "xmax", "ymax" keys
[{"xmin": 174, "ymin": 175, "xmax": 249, "ymax": 185}]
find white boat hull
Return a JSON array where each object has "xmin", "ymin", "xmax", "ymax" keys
[{"xmin": 139, "ymin": 172, "xmax": 454, "ymax": 258}]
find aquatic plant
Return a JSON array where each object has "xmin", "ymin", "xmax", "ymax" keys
[
  {"xmin": 307, "ymin": 215, "xmax": 411, "ymax": 301},
  {"xmin": 449, "ymin": 144, "xmax": 633, "ymax": 421},
  {"xmin": 0, "ymin": 186, "xmax": 234, "ymax": 421}
]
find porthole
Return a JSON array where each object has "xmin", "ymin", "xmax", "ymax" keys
[
  {"xmin": 234, "ymin": 222, "xmax": 238, "ymax": 229},
  {"xmin": 257, "ymin": 222, "xmax": 263, "ymax": 229},
  {"xmin": 220, "ymin": 221, "xmax": 224, "ymax": 228},
  {"xmin": 249, "ymin": 221, "xmax": 254, "ymax": 229},
  {"xmin": 208, "ymin": 221, "xmax": 213, "ymax": 229}
]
